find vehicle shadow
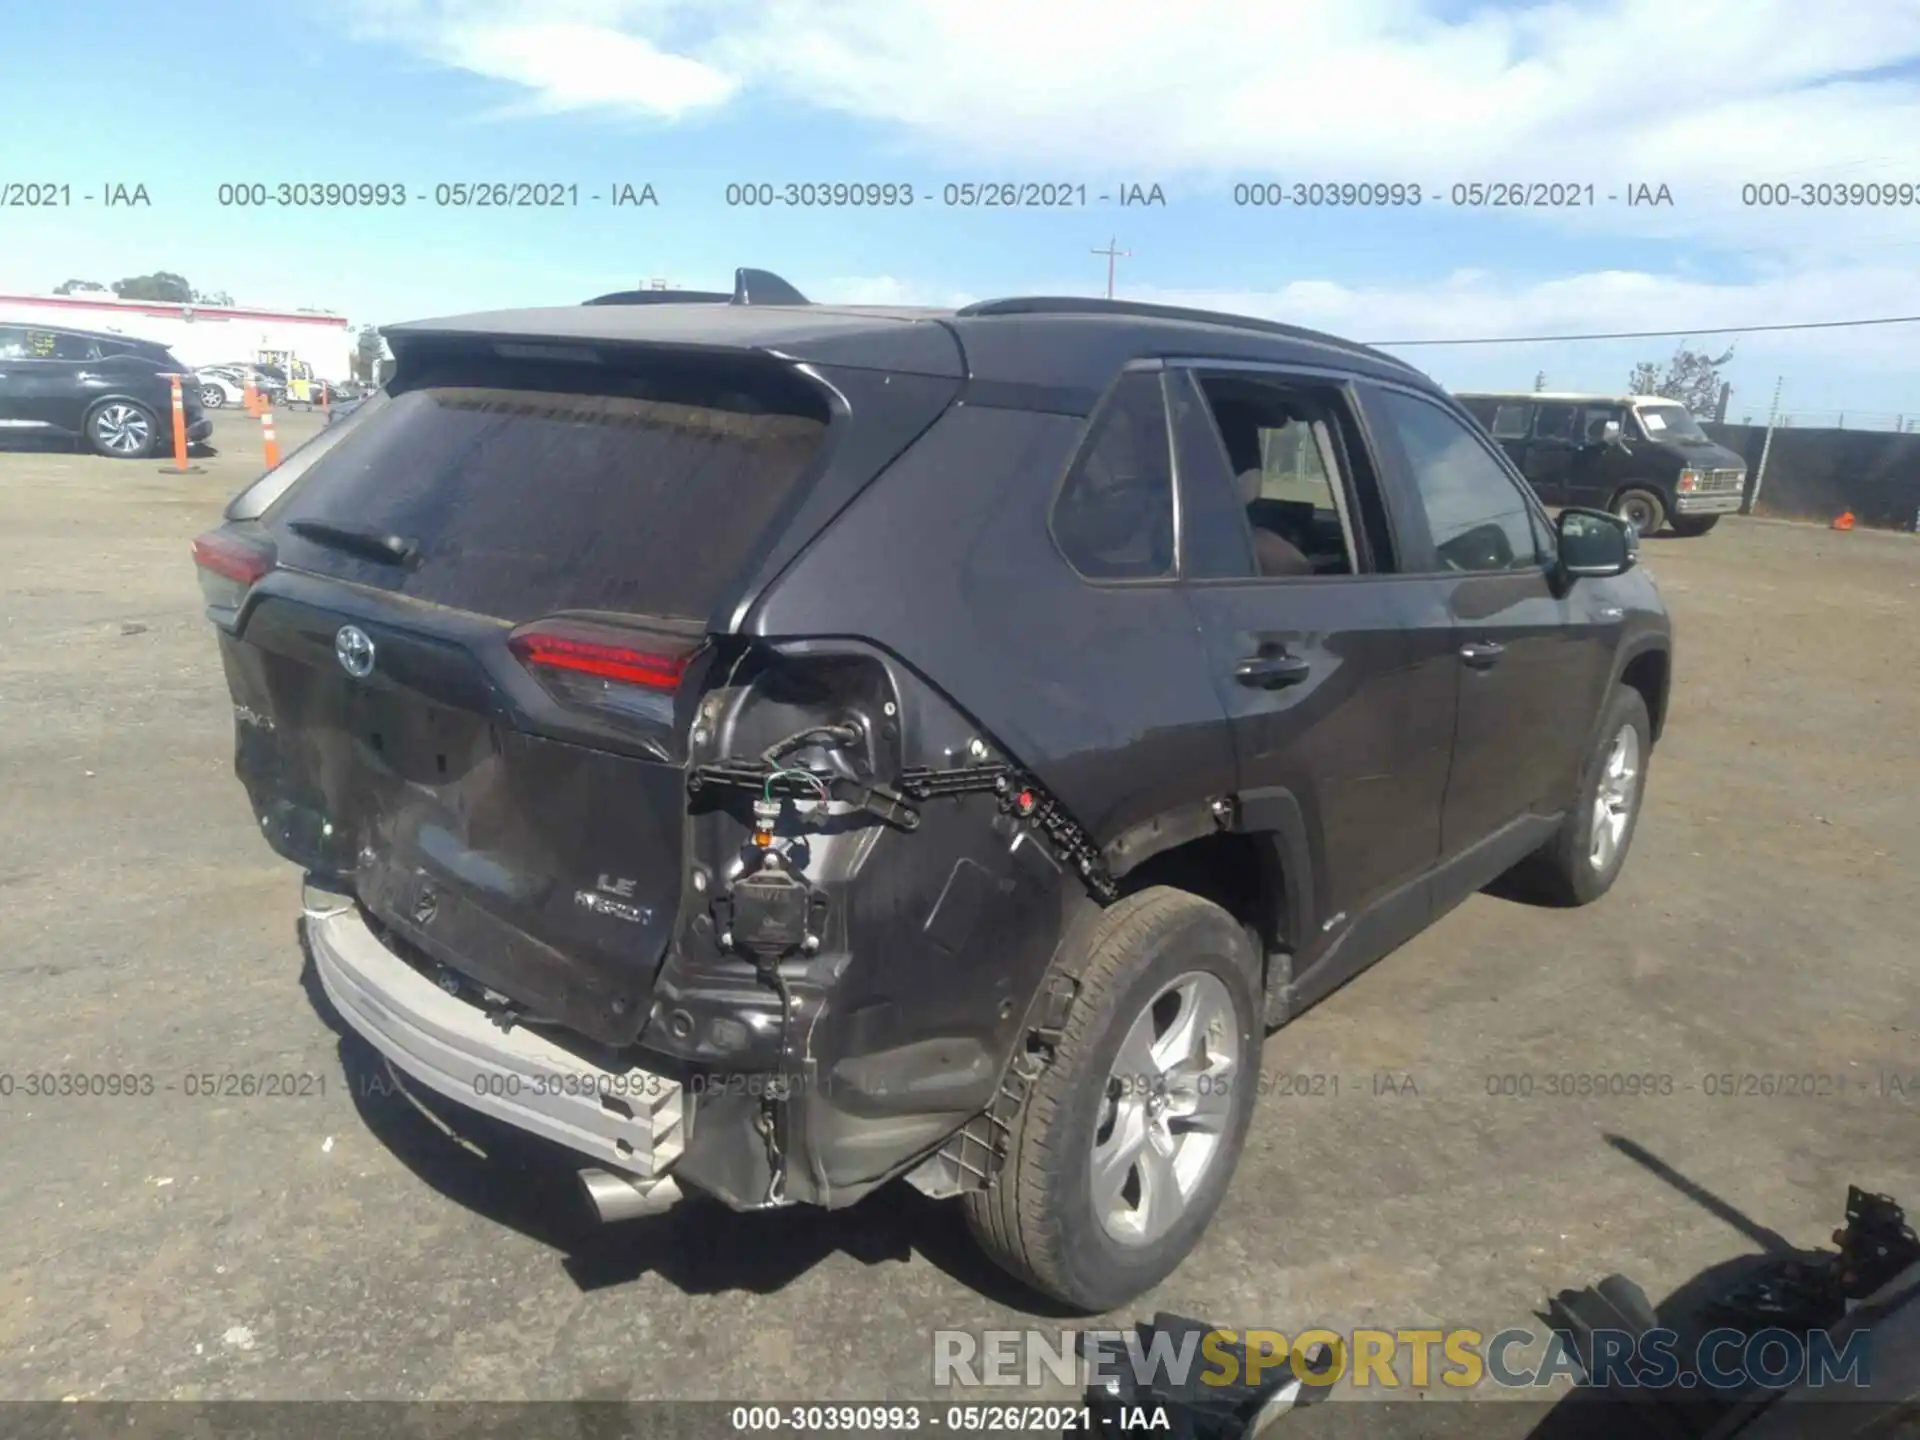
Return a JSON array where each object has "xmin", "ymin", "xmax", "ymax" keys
[
  {"xmin": 295, "ymin": 920, "xmax": 1083, "ymax": 1315},
  {"xmin": 1519, "ymin": 1134, "xmax": 1841, "ymax": 1440},
  {"xmin": 0, "ymin": 435, "xmax": 220, "ymax": 461},
  {"xmin": 0, "ymin": 435, "xmax": 87, "ymax": 457},
  {"xmin": 1281, "ymin": 1135, "xmax": 1848, "ymax": 1440}
]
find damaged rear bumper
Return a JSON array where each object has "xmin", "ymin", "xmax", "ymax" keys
[{"xmin": 302, "ymin": 880, "xmax": 685, "ymax": 1182}]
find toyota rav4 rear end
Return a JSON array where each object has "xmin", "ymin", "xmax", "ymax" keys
[{"xmin": 193, "ymin": 289, "xmax": 1079, "ymax": 1229}]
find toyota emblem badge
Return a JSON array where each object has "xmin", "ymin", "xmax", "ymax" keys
[{"xmin": 335, "ymin": 624, "xmax": 375, "ymax": 679}]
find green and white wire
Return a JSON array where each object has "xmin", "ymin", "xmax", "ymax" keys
[{"xmin": 766, "ymin": 767, "xmax": 830, "ymax": 803}]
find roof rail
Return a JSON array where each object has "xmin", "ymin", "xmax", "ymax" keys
[
  {"xmin": 583, "ymin": 267, "xmax": 812, "ymax": 308},
  {"xmin": 953, "ymin": 296, "xmax": 1419, "ymax": 371}
]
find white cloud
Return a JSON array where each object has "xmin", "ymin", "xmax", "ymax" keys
[
  {"xmin": 348, "ymin": 0, "xmax": 1920, "ymax": 249},
  {"xmin": 820, "ymin": 264, "xmax": 1920, "ymax": 412},
  {"xmin": 350, "ymin": 0, "xmax": 738, "ymax": 116}
]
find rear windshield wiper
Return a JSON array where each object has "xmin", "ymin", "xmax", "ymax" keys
[{"xmin": 286, "ymin": 519, "xmax": 421, "ymax": 568}]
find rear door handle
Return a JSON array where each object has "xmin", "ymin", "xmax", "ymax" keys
[
  {"xmin": 1459, "ymin": 640, "xmax": 1506, "ymax": 669},
  {"xmin": 1234, "ymin": 653, "xmax": 1312, "ymax": 689}
]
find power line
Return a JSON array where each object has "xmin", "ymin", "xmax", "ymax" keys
[{"xmin": 1368, "ymin": 314, "xmax": 1920, "ymax": 346}]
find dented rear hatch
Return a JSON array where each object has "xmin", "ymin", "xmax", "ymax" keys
[{"xmin": 202, "ymin": 344, "xmax": 835, "ymax": 1044}]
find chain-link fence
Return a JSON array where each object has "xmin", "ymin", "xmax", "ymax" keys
[{"xmin": 1704, "ymin": 421, "xmax": 1920, "ymax": 529}]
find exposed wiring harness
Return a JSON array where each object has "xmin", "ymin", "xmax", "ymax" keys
[{"xmin": 764, "ymin": 766, "xmax": 830, "ymax": 805}]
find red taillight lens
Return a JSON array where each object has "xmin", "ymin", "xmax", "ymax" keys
[
  {"xmin": 508, "ymin": 629, "xmax": 689, "ymax": 689},
  {"xmin": 506, "ymin": 618, "xmax": 703, "ymax": 729},
  {"xmin": 192, "ymin": 529, "xmax": 276, "ymax": 619},
  {"xmin": 192, "ymin": 530, "xmax": 275, "ymax": 585}
]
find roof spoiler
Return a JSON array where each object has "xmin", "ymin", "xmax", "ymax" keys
[{"xmin": 584, "ymin": 268, "xmax": 811, "ymax": 308}]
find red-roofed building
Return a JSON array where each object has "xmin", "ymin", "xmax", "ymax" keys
[{"xmin": 0, "ymin": 293, "xmax": 354, "ymax": 383}]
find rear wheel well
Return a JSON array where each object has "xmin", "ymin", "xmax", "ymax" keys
[
  {"xmin": 1115, "ymin": 830, "xmax": 1286, "ymax": 966},
  {"xmin": 1620, "ymin": 648, "xmax": 1670, "ymax": 743}
]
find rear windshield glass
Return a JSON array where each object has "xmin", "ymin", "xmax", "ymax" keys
[{"xmin": 268, "ymin": 359, "xmax": 829, "ymax": 623}]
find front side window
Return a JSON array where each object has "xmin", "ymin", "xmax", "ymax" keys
[
  {"xmin": 1050, "ymin": 370, "xmax": 1175, "ymax": 580},
  {"xmin": 1579, "ymin": 405, "xmax": 1622, "ymax": 443},
  {"xmin": 1372, "ymin": 388, "xmax": 1542, "ymax": 574}
]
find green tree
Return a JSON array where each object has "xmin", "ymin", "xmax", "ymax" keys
[
  {"xmin": 52, "ymin": 278, "xmax": 107, "ymax": 295},
  {"xmin": 1628, "ymin": 344, "xmax": 1734, "ymax": 414},
  {"xmin": 111, "ymin": 271, "xmax": 194, "ymax": 303},
  {"xmin": 351, "ymin": 324, "xmax": 384, "ymax": 383}
]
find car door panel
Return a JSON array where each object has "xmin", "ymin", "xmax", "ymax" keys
[
  {"xmin": 1167, "ymin": 365, "xmax": 1453, "ymax": 993},
  {"xmin": 1439, "ymin": 568, "xmax": 1602, "ymax": 852},
  {"xmin": 1520, "ymin": 438, "xmax": 1573, "ymax": 505},
  {"xmin": 0, "ymin": 330, "xmax": 66, "ymax": 432},
  {"xmin": 1357, "ymin": 382, "xmax": 1611, "ymax": 868},
  {"xmin": 5, "ymin": 359, "xmax": 75, "ymax": 431},
  {"xmin": 1523, "ymin": 402, "xmax": 1580, "ymax": 506}
]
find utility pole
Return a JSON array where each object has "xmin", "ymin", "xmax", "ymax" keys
[
  {"xmin": 1091, "ymin": 237, "xmax": 1131, "ymax": 299},
  {"xmin": 1748, "ymin": 375, "xmax": 1783, "ymax": 515},
  {"xmin": 1533, "ymin": 371, "xmax": 1546, "ymax": 392}
]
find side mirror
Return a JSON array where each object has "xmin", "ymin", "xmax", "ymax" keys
[{"xmin": 1557, "ymin": 507, "xmax": 1637, "ymax": 578}]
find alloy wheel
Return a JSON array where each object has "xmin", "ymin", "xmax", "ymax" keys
[
  {"xmin": 93, "ymin": 404, "xmax": 151, "ymax": 456},
  {"xmin": 1589, "ymin": 723, "xmax": 1640, "ymax": 871},
  {"xmin": 1091, "ymin": 971, "xmax": 1240, "ymax": 1247}
]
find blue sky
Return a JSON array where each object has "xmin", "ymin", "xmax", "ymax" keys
[{"xmin": 4, "ymin": 0, "xmax": 1920, "ymax": 421}]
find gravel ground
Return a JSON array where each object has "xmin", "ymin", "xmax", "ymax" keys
[{"xmin": 1, "ymin": 411, "xmax": 1914, "ymax": 1432}]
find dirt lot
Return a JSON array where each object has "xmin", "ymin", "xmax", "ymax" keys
[{"xmin": 1, "ymin": 410, "xmax": 1915, "ymax": 1423}]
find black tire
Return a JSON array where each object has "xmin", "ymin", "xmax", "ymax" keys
[
  {"xmin": 84, "ymin": 400, "xmax": 159, "ymax": 459},
  {"xmin": 1670, "ymin": 515, "xmax": 1720, "ymax": 537},
  {"xmin": 1516, "ymin": 685, "xmax": 1652, "ymax": 907},
  {"xmin": 963, "ymin": 887, "xmax": 1262, "ymax": 1312},
  {"xmin": 1612, "ymin": 487, "xmax": 1666, "ymax": 536}
]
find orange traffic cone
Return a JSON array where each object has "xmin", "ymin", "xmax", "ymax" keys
[
  {"xmin": 260, "ymin": 404, "xmax": 280, "ymax": 469},
  {"xmin": 1832, "ymin": 510, "xmax": 1856, "ymax": 531},
  {"xmin": 243, "ymin": 377, "xmax": 261, "ymax": 416}
]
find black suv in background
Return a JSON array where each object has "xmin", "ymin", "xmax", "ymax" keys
[
  {"xmin": 1455, "ymin": 390, "xmax": 1747, "ymax": 537},
  {"xmin": 0, "ymin": 323, "xmax": 210, "ymax": 457},
  {"xmin": 193, "ymin": 271, "xmax": 1672, "ymax": 1311}
]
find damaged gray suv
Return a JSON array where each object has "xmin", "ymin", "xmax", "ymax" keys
[{"xmin": 193, "ymin": 269, "xmax": 1671, "ymax": 1311}]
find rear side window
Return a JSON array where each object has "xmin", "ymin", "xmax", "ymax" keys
[
  {"xmin": 1050, "ymin": 370, "xmax": 1175, "ymax": 580},
  {"xmin": 1532, "ymin": 402, "xmax": 1579, "ymax": 441},
  {"xmin": 0, "ymin": 327, "xmax": 61, "ymax": 359},
  {"xmin": 270, "ymin": 360, "xmax": 829, "ymax": 623},
  {"xmin": 1490, "ymin": 402, "xmax": 1531, "ymax": 439}
]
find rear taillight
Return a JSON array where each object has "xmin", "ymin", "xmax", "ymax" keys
[
  {"xmin": 507, "ymin": 617, "xmax": 702, "ymax": 729},
  {"xmin": 192, "ymin": 529, "xmax": 276, "ymax": 618}
]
